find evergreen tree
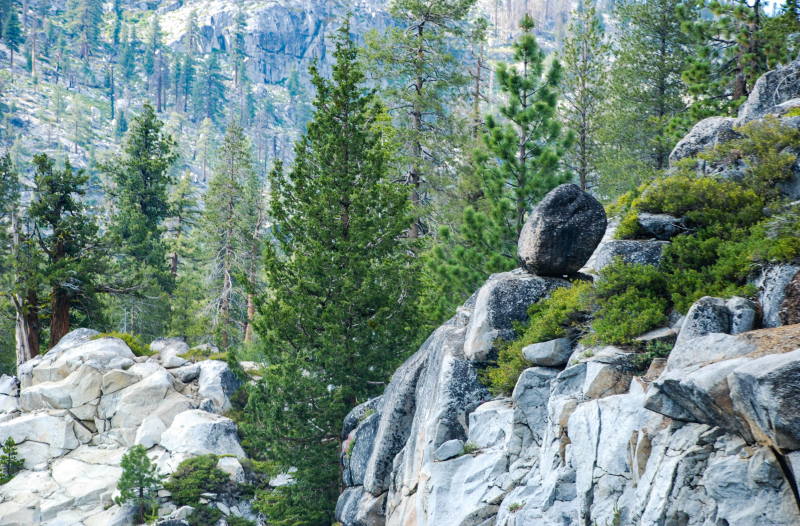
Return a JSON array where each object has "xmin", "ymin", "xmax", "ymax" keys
[
  {"xmin": 365, "ymin": 0, "xmax": 477, "ymax": 238},
  {"xmin": 557, "ymin": 1, "xmax": 608, "ymax": 191},
  {"xmin": 67, "ymin": 97, "xmax": 92, "ymax": 154},
  {"xmin": 113, "ymin": 109, "xmax": 128, "ymax": 139},
  {"xmin": 241, "ymin": 23, "xmax": 421, "ymax": 524},
  {"xmin": 0, "ymin": 437, "xmax": 23, "ymax": 484},
  {"xmin": 65, "ymin": 0, "xmax": 102, "ymax": 58},
  {"xmin": 230, "ymin": 8, "xmax": 247, "ymax": 87},
  {"xmin": 426, "ymin": 14, "xmax": 572, "ymax": 322},
  {"xmin": 167, "ymin": 172, "xmax": 199, "ymax": 277},
  {"xmin": 763, "ymin": 0, "xmax": 800, "ymax": 65},
  {"xmin": 192, "ymin": 53, "xmax": 226, "ymax": 122},
  {"xmin": 102, "ymin": 104, "xmax": 177, "ymax": 293},
  {"xmin": 679, "ymin": 0, "xmax": 768, "ymax": 120},
  {"xmin": 115, "ymin": 444, "xmax": 162, "ymax": 522},
  {"xmin": 180, "ymin": 52, "xmax": 195, "ymax": 114},
  {"xmin": 185, "ymin": 8, "xmax": 199, "ymax": 53},
  {"xmin": 195, "ymin": 117, "xmax": 216, "ymax": 182},
  {"xmin": 28, "ymin": 154, "xmax": 103, "ymax": 349},
  {"xmin": 597, "ymin": 0, "xmax": 694, "ymax": 196},
  {"xmin": 119, "ymin": 24, "xmax": 136, "ymax": 86},
  {"xmin": 200, "ymin": 123, "xmax": 254, "ymax": 349},
  {"xmin": 2, "ymin": 7, "xmax": 22, "ymax": 74}
]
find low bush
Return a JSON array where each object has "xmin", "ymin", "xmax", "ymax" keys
[
  {"xmin": 90, "ymin": 331, "xmax": 154, "ymax": 357},
  {"xmin": 164, "ymin": 455, "xmax": 230, "ymax": 507},
  {"xmin": 187, "ymin": 503, "xmax": 223, "ymax": 526},
  {"xmin": 631, "ymin": 341, "xmax": 674, "ymax": 371}
]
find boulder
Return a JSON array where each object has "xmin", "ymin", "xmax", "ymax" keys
[
  {"xmin": 729, "ymin": 348, "xmax": 800, "ymax": 450},
  {"xmin": 197, "ymin": 360, "xmax": 243, "ymax": 413},
  {"xmin": 335, "ymin": 486, "xmax": 387, "ymax": 526},
  {"xmin": 669, "ymin": 116, "xmax": 738, "ymax": 166},
  {"xmin": 726, "ymin": 296, "xmax": 759, "ymax": 334},
  {"xmin": 780, "ymin": 269, "xmax": 800, "ymax": 325},
  {"xmin": 636, "ymin": 212, "xmax": 686, "ymax": 240},
  {"xmin": 217, "ymin": 457, "xmax": 246, "ymax": 483},
  {"xmin": 0, "ymin": 374, "xmax": 18, "ymax": 396},
  {"xmin": 20, "ymin": 364, "xmax": 102, "ymax": 412},
  {"xmin": 738, "ymin": 60, "xmax": 800, "ymax": 123},
  {"xmin": 0, "ymin": 394, "xmax": 19, "ymax": 413},
  {"xmin": 433, "ymin": 439, "xmax": 464, "ymax": 462},
  {"xmin": 163, "ymin": 356, "xmax": 188, "ymax": 369},
  {"xmin": 521, "ymin": 338, "xmax": 572, "ymax": 367},
  {"xmin": 342, "ymin": 396, "xmax": 382, "ymax": 441},
  {"xmin": 150, "ymin": 337, "xmax": 189, "ymax": 362},
  {"xmin": 517, "ymin": 184, "xmax": 607, "ymax": 276},
  {"xmin": 666, "ymin": 332, "xmax": 756, "ymax": 372},
  {"xmin": 0, "ymin": 413, "xmax": 80, "ymax": 456},
  {"xmin": 171, "ymin": 363, "xmax": 201, "ymax": 383},
  {"xmin": 751, "ymin": 264, "xmax": 800, "ymax": 328},
  {"xmin": 593, "ymin": 240, "xmax": 668, "ymax": 273},
  {"xmin": 98, "ymin": 368, "xmax": 179, "ymax": 429},
  {"xmin": 101, "ymin": 369, "xmax": 140, "ymax": 395},
  {"xmin": 160, "ymin": 410, "xmax": 246, "ymax": 457},
  {"xmin": 463, "ymin": 269, "xmax": 569, "ymax": 362},
  {"xmin": 27, "ymin": 337, "xmax": 135, "ymax": 385},
  {"xmin": 674, "ymin": 296, "xmax": 731, "ymax": 346},
  {"xmin": 135, "ymin": 414, "xmax": 167, "ymax": 448},
  {"xmin": 467, "ymin": 399, "xmax": 515, "ymax": 450}
]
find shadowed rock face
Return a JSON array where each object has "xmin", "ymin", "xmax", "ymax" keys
[{"xmin": 517, "ymin": 184, "xmax": 607, "ymax": 276}]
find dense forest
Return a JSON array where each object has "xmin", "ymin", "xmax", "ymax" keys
[{"xmin": 1, "ymin": 0, "xmax": 800, "ymax": 523}]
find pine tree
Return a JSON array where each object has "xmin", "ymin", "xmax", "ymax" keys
[
  {"xmin": 192, "ymin": 53, "xmax": 226, "ymax": 122},
  {"xmin": 557, "ymin": 1, "xmax": 608, "ymax": 191},
  {"xmin": 364, "ymin": 0, "xmax": 477, "ymax": 238},
  {"xmin": 65, "ymin": 0, "xmax": 102, "ymax": 58},
  {"xmin": 119, "ymin": 24, "xmax": 136, "ymax": 87},
  {"xmin": 2, "ymin": 7, "xmax": 22, "ymax": 75},
  {"xmin": 28, "ymin": 154, "xmax": 103, "ymax": 349},
  {"xmin": 426, "ymin": 14, "xmax": 572, "ymax": 322},
  {"xmin": 0, "ymin": 437, "xmax": 23, "ymax": 484},
  {"xmin": 679, "ymin": 0, "xmax": 767, "ymax": 120},
  {"xmin": 180, "ymin": 52, "xmax": 195, "ymax": 114},
  {"xmin": 230, "ymin": 8, "xmax": 247, "ymax": 88},
  {"xmin": 113, "ymin": 109, "xmax": 128, "ymax": 139},
  {"xmin": 102, "ymin": 104, "xmax": 177, "ymax": 294},
  {"xmin": 67, "ymin": 96, "xmax": 91, "ymax": 154},
  {"xmin": 167, "ymin": 172, "xmax": 199, "ymax": 277},
  {"xmin": 115, "ymin": 445, "xmax": 162, "ymax": 523},
  {"xmin": 185, "ymin": 8, "xmax": 199, "ymax": 53},
  {"xmin": 241, "ymin": 22, "xmax": 421, "ymax": 524},
  {"xmin": 195, "ymin": 117, "xmax": 216, "ymax": 182},
  {"xmin": 200, "ymin": 123, "xmax": 254, "ymax": 349},
  {"xmin": 597, "ymin": 0, "xmax": 694, "ymax": 196}
]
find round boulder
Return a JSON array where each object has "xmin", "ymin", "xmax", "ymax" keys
[{"xmin": 517, "ymin": 184, "xmax": 607, "ymax": 276}]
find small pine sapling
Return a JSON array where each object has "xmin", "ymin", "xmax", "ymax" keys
[
  {"xmin": 0, "ymin": 437, "xmax": 24, "ymax": 484},
  {"xmin": 115, "ymin": 444, "xmax": 163, "ymax": 522}
]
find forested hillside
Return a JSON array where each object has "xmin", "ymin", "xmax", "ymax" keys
[{"xmin": 1, "ymin": 0, "xmax": 800, "ymax": 524}]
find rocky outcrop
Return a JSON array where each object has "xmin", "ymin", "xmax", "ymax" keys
[
  {"xmin": 0, "ymin": 332, "xmax": 259, "ymax": 526},
  {"xmin": 337, "ymin": 279, "xmax": 800, "ymax": 526},
  {"xmin": 517, "ymin": 184, "xmax": 607, "ymax": 276},
  {"xmin": 593, "ymin": 240, "xmax": 669, "ymax": 273}
]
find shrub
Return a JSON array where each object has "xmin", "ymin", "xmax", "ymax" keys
[
  {"xmin": 480, "ymin": 282, "xmax": 592, "ymax": 396},
  {"xmin": 91, "ymin": 332, "xmax": 154, "ymax": 357},
  {"xmin": 631, "ymin": 340, "xmax": 674, "ymax": 371},
  {"xmin": 226, "ymin": 516, "xmax": 257, "ymax": 526},
  {"xmin": 586, "ymin": 261, "xmax": 670, "ymax": 345},
  {"xmin": 461, "ymin": 441, "xmax": 480, "ymax": 456},
  {"xmin": 115, "ymin": 444, "xmax": 163, "ymax": 522},
  {"xmin": 164, "ymin": 455, "xmax": 230, "ymax": 507},
  {"xmin": 0, "ymin": 437, "xmax": 24, "ymax": 484},
  {"xmin": 187, "ymin": 503, "xmax": 223, "ymax": 526}
]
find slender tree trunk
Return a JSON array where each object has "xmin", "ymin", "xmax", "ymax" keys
[
  {"xmin": 25, "ymin": 288, "xmax": 39, "ymax": 358},
  {"xmin": 49, "ymin": 290, "xmax": 70, "ymax": 349},
  {"xmin": 409, "ymin": 25, "xmax": 424, "ymax": 239}
]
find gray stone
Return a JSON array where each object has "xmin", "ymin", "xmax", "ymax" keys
[
  {"xmin": 726, "ymin": 296, "xmax": 759, "ymax": 334},
  {"xmin": 464, "ymin": 269, "xmax": 570, "ymax": 363},
  {"xmin": 171, "ymin": 363, "xmax": 201, "ymax": 383},
  {"xmin": 752, "ymin": 264, "xmax": 800, "ymax": 328},
  {"xmin": 468, "ymin": 399, "xmax": 515, "ymax": 450},
  {"xmin": 348, "ymin": 411, "xmax": 381, "ymax": 486},
  {"xmin": 669, "ymin": 116, "xmax": 738, "ymax": 166},
  {"xmin": 160, "ymin": 410, "xmax": 246, "ymax": 458},
  {"xmin": 511, "ymin": 367, "xmax": 559, "ymax": 445},
  {"xmin": 163, "ymin": 356, "xmax": 188, "ymax": 369},
  {"xmin": 216, "ymin": 457, "xmax": 246, "ymax": 483},
  {"xmin": 335, "ymin": 486, "xmax": 387, "ymax": 526},
  {"xmin": 729, "ymin": 348, "xmax": 800, "ymax": 450},
  {"xmin": 666, "ymin": 332, "xmax": 756, "ymax": 372},
  {"xmin": 674, "ymin": 296, "xmax": 731, "ymax": 346},
  {"xmin": 433, "ymin": 439, "xmax": 464, "ymax": 461},
  {"xmin": 738, "ymin": 60, "xmax": 800, "ymax": 123},
  {"xmin": 517, "ymin": 184, "xmax": 607, "ymax": 276},
  {"xmin": 593, "ymin": 240, "xmax": 668, "ymax": 273},
  {"xmin": 197, "ymin": 360, "xmax": 243, "ymax": 413},
  {"xmin": 521, "ymin": 338, "xmax": 573, "ymax": 367},
  {"xmin": 150, "ymin": 337, "xmax": 189, "ymax": 362},
  {"xmin": 342, "ymin": 396, "xmax": 383, "ymax": 441},
  {"xmin": 636, "ymin": 212, "xmax": 686, "ymax": 240},
  {"xmin": 0, "ymin": 374, "xmax": 18, "ymax": 396}
]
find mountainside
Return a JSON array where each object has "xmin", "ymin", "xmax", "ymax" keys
[{"xmin": 334, "ymin": 61, "xmax": 800, "ymax": 526}]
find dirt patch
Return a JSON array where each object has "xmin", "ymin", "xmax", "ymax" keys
[{"xmin": 738, "ymin": 323, "xmax": 800, "ymax": 358}]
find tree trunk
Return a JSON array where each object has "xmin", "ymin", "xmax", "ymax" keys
[
  {"xmin": 25, "ymin": 288, "xmax": 39, "ymax": 358},
  {"xmin": 49, "ymin": 290, "xmax": 70, "ymax": 349},
  {"xmin": 409, "ymin": 25, "xmax": 424, "ymax": 239}
]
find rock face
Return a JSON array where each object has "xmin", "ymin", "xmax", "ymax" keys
[
  {"xmin": 463, "ymin": 269, "xmax": 570, "ymax": 363},
  {"xmin": 752, "ymin": 264, "xmax": 800, "ymax": 328},
  {"xmin": 593, "ymin": 240, "xmax": 668, "ymax": 273},
  {"xmin": 338, "ymin": 272, "xmax": 800, "ymax": 526},
  {"xmin": 0, "ymin": 330, "xmax": 255, "ymax": 526},
  {"xmin": 517, "ymin": 184, "xmax": 607, "ymax": 276},
  {"xmin": 781, "ymin": 269, "xmax": 800, "ymax": 325},
  {"xmin": 669, "ymin": 116, "xmax": 738, "ymax": 166}
]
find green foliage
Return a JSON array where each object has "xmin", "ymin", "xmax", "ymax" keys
[
  {"xmin": 481, "ymin": 282, "xmax": 592, "ymax": 395},
  {"xmin": 241, "ymin": 24, "xmax": 422, "ymax": 526},
  {"xmin": 226, "ymin": 516, "xmax": 257, "ymax": 526},
  {"xmin": 187, "ymin": 503, "xmax": 223, "ymax": 526},
  {"xmin": 587, "ymin": 261, "xmax": 670, "ymax": 346},
  {"xmin": 115, "ymin": 445, "xmax": 162, "ymax": 522},
  {"xmin": 90, "ymin": 332, "xmax": 153, "ymax": 357},
  {"xmin": 427, "ymin": 14, "xmax": 572, "ymax": 322},
  {"xmin": 163, "ymin": 455, "xmax": 229, "ymax": 507},
  {"xmin": 461, "ymin": 441, "xmax": 480, "ymax": 456},
  {"xmin": 508, "ymin": 502, "xmax": 523, "ymax": 513},
  {"xmin": 631, "ymin": 340, "xmax": 674, "ymax": 371},
  {"xmin": 0, "ymin": 437, "xmax": 24, "ymax": 484}
]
